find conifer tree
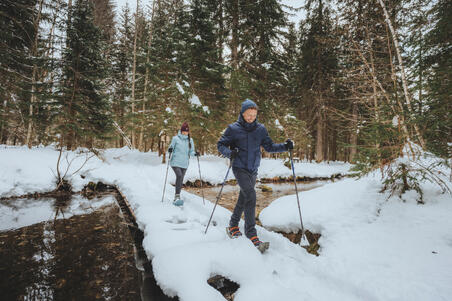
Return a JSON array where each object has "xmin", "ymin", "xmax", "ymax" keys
[
  {"xmin": 111, "ymin": 3, "xmax": 133, "ymax": 148},
  {"xmin": 58, "ymin": 0, "xmax": 112, "ymax": 149},
  {"xmin": 0, "ymin": 0, "xmax": 36, "ymax": 144},
  {"xmin": 298, "ymin": 0, "xmax": 338, "ymax": 162},
  {"xmin": 421, "ymin": 0, "xmax": 452, "ymax": 156},
  {"xmin": 185, "ymin": 0, "xmax": 226, "ymax": 149}
]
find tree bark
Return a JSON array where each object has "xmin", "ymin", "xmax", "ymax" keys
[
  {"xmin": 0, "ymin": 97, "xmax": 7, "ymax": 144},
  {"xmin": 377, "ymin": 0, "xmax": 425, "ymax": 149},
  {"xmin": 139, "ymin": 0, "xmax": 156, "ymax": 151},
  {"xmin": 131, "ymin": 0, "xmax": 140, "ymax": 148},
  {"xmin": 231, "ymin": 0, "xmax": 239, "ymax": 70},
  {"xmin": 349, "ymin": 101, "xmax": 358, "ymax": 162},
  {"xmin": 331, "ymin": 127, "xmax": 337, "ymax": 161},
  {"xmin": 26, "ymin": 0, "xmax": 45, "ymax": 148},
  {"xmin": 315, "ymin": 98, "xmax": 324, "ymax": 162},
  {"xmin": 218, "ymin": 0, "xmax": 224, "ymax": 64}
]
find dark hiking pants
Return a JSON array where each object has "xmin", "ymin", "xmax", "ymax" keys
[
  {"xmin": 172, "ymin": 166, "xmax": 187, "ymax": 196},
  {"xmin": 230, "ymin": 167, "xmax": 258, "ymax": 238}
]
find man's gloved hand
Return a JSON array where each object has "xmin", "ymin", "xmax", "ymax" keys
[
  {"xmin": 195, "ymin": 151, "xmax": 200, "ymax": 157},
  {"xmin": 168, "ymin": 147, "xmax": 173, "ymax": 153},
  {"xmin": 285, "ymin": 139, "xmax": 294, "ymax": 150},
  {"xmin": 230, "ymin": 148, "xmax": 239, "ymax": 160}
]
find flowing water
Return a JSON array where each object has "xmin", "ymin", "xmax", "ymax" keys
[{"xmin": 186, "ymin": 180, "xmax": 330, "ymax": 214}]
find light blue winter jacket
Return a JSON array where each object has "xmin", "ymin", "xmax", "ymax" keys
[{"xmin": 169, "ymin": 131, "xmax": 195, "ymax": 169}]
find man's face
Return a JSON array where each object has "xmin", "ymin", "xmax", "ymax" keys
[{"xmin": 243, "ymin": 108, "xmax": 257, "ymax": 124}]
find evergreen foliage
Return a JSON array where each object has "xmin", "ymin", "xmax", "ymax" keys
[
  {"xmin": 58, "ymin": 0, "xmax": 112, "ymax": 149},
  {"xmin": 421, "ymin": 0, "xmax": 452, "ymax": 156},
  {"xmin": 0, "ymin": 0, "xmax": 450, "ymax": 199}
]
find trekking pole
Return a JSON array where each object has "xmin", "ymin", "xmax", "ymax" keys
[
  {"xmin": 196, "ymin": 153, "xmax": 205, "ymax": 205},
  {"xmin": 205, "ymin": 158, "xmax": 233, "ymax": 234},
  {"xmin": 289, "ymin": 149, "xmax": 307, "ymax": 244},
  {"xmin": 161, "ymin": 151, "xmax": 172, "ymax": 203}
]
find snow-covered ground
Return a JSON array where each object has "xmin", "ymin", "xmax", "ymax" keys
[{"xmin": 1, "ymin": 145, "xmax": 451, "ymax": 301}]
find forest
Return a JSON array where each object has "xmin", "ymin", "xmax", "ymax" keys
[{"xmin": 1, "ymin": 0, "xmax": 450, "ymax": 167}]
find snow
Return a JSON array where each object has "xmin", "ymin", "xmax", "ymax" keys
[
  {"xmin": 188, "ymin": 94, "xmax": 201, "ymax": 106},
  {"xmin": 188, "ymin": 94, "xmax": 210, "ymax": 113},
  {"xmin": 176, "ymin": 82, "xmax": 185, "ymax": 95},
  {"xmin": 1, "ymin": 145, "xmax": 451, "ymax": 301},
  {"xmin": 284, "ymin": 113, "xmax": 297, "ymax": 121},
  {"xmin": 274, "ymin": 119, "xmax": 284, "ymax": 130},
  {"xmin": 392, "ymin": 115, "xmax": 399, "ymax": 127}
]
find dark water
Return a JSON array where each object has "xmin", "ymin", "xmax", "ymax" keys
[{"xmin": 0, "ymin": 194, "xmax": 175, "ymax": 301}]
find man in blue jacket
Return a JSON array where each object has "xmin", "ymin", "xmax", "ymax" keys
[{"xmin": 217, "ymin": 99, "xmax": 293, "ymax": 251}]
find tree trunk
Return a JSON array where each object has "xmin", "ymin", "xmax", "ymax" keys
[
  {"xmin": 0, "ymin": 97, "xmax": 7, "ymax": 144},
  {"xmin": 349, "ymin": 102, "xmax": 358, "ymax": 162},
  {"xmin": 331, "ymin": 127, "xmax": 337, "ymax": 161},
  {"xmin": 231, "ymin": 0, "xmax": 239, "ymax": 70},
  {"xmin": 139, "ymin": 0, "xmax": 156, "ymax": 151},
  {"xmin": 368, "ymin": 46, "xmax": 383, "ymax": 164},
  {"xmin": 218, "ymin": 0, "xmax": 224, "ymax": 64},
  {"xmin": 377, "ymin": 0, "xmax": 425, "ymax": 149},
  {"xmin": 26, "ymin": 0, "xmax": 45, "ymax": 148},
  {"xmin": 315, "ymin": 99, "xmax": 324, "ymax": 162},
  {"xmin": 131, "ymin": 0, "xmax": 140, "ymax": 148},
  {"xmin": 323, "ymin": 116, "xmax": 328, "ymax": 161}
]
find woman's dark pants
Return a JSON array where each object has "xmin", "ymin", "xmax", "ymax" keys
[{"xmin": 171, "ymin": 166, "xmax": 187, "ymax": 196}]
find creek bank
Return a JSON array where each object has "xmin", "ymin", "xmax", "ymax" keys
[{"xmin": 184, "ymin": 173, "xmax": 346, "ymax": 188}]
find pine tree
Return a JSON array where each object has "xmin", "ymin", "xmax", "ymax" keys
[
  {"xmin": 185, "ymin": 0, "xmax": 227, "ymax": 150},
  {"xmin": 239, "ymin": 0, "xmax": 287, "ymax": 118},
  {"xmin": 0, "ymin": 0, "xmax": 36, "ymax": 144},
  {"xmin": 421, "ymin": 0, "xmax": 452, "ymax": 156},
  {"xmin": 298, "ymin": 0, "xmax": 339, "ymax": 162},
  {"xmin": 58, "ymin": 0, "xmax": 112, "ymax": 149},
  {"xmin": 111, "ymin": 3, "xmax": 134, "ymax": 148}
]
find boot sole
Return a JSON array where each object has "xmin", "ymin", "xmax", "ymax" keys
[
  {"xmin": 225, "ymin": 227, "xmax": 242, "ymax": 239},
  {"xmin": 257, "ymin": 242, "xmax": 270, "ymax": 254}
]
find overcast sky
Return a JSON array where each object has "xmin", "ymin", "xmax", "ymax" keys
[{"xmin": 113, "ymin": 0, "xmax": 306, "ymax": 25}]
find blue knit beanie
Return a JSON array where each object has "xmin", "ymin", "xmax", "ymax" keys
[{"xmin": 240, "ymin": 99, "xmax": 258, "ymax": 114}]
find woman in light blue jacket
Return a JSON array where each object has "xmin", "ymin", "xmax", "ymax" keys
[{"xmin": 168, "ymin": 122, "xmax": 199, "ymax": 206}]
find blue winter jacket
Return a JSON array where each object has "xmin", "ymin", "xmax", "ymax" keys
[
  {"xmin": 169, "ymin": 131, "xmax": 195, "ymax": 169},
  {"xmin": 217, "ymin": 114, "xmax": 287, "ymax": 172}
]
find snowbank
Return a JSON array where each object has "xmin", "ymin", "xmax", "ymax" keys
[{"xmin": 1, "ymin": 145, "xmax": 451, "ymax": 301}]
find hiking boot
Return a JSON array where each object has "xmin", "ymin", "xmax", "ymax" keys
[
  {"xmin": 250, "ymin": 236, "xmax": 270, "ymax": 253},
  {"xmin": 226, "ymin": 226, "xmax": 242, "ymax": 238},
  {"xmin": 173, "ymin": 194, "xmax": 183, "ymax": 206},
  {"xmin": 173, "ymin": 199, "xmax": 184, "ymax": 206}
]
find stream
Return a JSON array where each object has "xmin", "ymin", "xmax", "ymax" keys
[
  {"xmin": 0, "ymin": 191, "xmax": 175, "ymax": 301},
  {"xmin": 186, "ymin": 180, "xmax": 331, "ymax": 214},
  {"xmin": 0, "ymin": 179, "xmax": 331, "ymax": 300}
]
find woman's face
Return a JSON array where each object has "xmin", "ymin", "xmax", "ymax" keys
[
  {"xmin": 243, "ymin": 108, "xmax": 257, "ymax": 124},
  {"xmin": 181, "ymin": 131, "xmax": 189, "ymax": 135}
]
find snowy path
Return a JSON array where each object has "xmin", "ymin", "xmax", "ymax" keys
[{"xmin": 1, "ymin": 146, "xmax": 451, "ymax": 301}]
